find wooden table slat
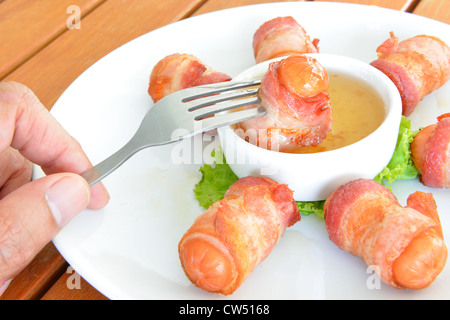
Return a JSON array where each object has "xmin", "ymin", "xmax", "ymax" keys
[
  {"xmin": 193, "ymin": 0, "xmax": 302, "ymax": 16},
  {"xmin": 3, "ymin": 0, "xmax": 207, "ymax": 110},
  {"xmin": 0, "ymin": 0, "xmax": 106, "ymax": 80},
  {"xmin": 0, "ymin": 243, "xmax": 68, "ymax": 300},
  {"xmin": 311, "ymin": 0, "xmax": 411, "ymax": 10},
  {"xmin": 41, "ymin": 271, "xmax": 108, "ymax": 300},
  {"xmin": 194, "ymin": 0, "xmax": 414, "ymax": 16},
  {"xmin": 412, "ymin": 0, "xmax": 450, "ymax": 24}
]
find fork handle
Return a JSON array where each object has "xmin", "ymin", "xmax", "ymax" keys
[{"xmin": 81, "ymin": 139, "xmax": 143, "ymax": 186}]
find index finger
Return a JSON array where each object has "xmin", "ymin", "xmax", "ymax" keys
[{"xmin": 0, "ymin": 81, "xmax": 109, "ymax": 209}]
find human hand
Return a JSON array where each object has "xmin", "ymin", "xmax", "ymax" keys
[{"xmin": 0, "ymin": 82, "xmax": 110, "ymax": 295}]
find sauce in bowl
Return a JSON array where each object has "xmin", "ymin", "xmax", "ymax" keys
[{"xmin": 297, "ymin": 73, "xmax": 386, "ymax": 153}]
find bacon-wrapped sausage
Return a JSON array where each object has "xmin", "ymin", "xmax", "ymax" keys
[
  {"xmin": 324, "ymin": 179, "xmax": 447, "ymax": 290},
  {"xmin": 178, "ymin": 176, "xmax": 300, "ymax": 295},
  {"xmin": 410, "ymin": 113, "xmax": 450, "ymax": 188},
  {"xmin": 237, "ymin": 54, "xmax": 332, "ymax": 153},
  {"xmin": 253, "ymin": 16, "xmax": 319, "ymax": 64},
  {"xmin": 370, "ymin": 32, "xmax": 450, "ymax": 116},
  {"xmin": 148, "ymin": 53, "xmax": 231, "ymax": 102}
]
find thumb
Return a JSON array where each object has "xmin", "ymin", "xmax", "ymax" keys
[{"xmin": 0, "ymin": 173, "xmax": 90, "ymax": 288}]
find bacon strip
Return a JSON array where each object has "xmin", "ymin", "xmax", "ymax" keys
[
  {"xmin": 410, "ymin": 113, "xmax": 450, "ymax": 188},
  {"xmin": 253, "ymin": 16, "xmax": 319, "ymax": 64},
  {"xmin": 370, "ymin": 32, "xmax": 450, "ymax": 116},
  {"xmin": 324, "ymin": 179, "xmax": 447, "ymax": 290},
  {"xmin": 148, "ymin": 53, "xmax": 231, "ymax": 102},
  {"xmin": 178, "ymin": 176, "xmax": 300, "ymax": 295},
  {"xmin": 237, "ymin": 55, "xmax": 332, "ymax": 153}
]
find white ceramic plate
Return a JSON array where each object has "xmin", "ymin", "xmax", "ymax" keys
[{"xmin": 34, "ymin": 2, "xmax": 450, "ymax": 299}]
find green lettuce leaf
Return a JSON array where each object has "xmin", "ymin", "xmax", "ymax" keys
[
  {"xmin": 374, "ymin": 116, "xmax": 419, "ymax": 187},
  {"xmin": 296, "ymin": 201, "xmax": 325, "ymax": 218},
  {"xmin": 193, "ymin": 148, "xmax": 238, "ymax": 209}
]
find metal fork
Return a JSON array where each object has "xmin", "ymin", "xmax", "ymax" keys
[{"xmin": 80, "ymin": 79, "xmax": 264, "ymax": 186}]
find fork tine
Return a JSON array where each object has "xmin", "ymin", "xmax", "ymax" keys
[
  {"xmin": 180, "ymin": 79, "xmax": 261, "ymax": 101},
  {"xmin": 196, "ymin": 105, "xmax": 267, "ymax": 133},
  {"xmin": 186, "ymin": 87, "xmax": 260, "ymax": 111},
  {"xmin": 191, "ymin": 95, "xmax": 260, "ymax": 120}
]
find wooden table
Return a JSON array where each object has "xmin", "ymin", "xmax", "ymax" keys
[{"xmin": 0, "ymin": 0, "xmax": 448, "ymax": 300}]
